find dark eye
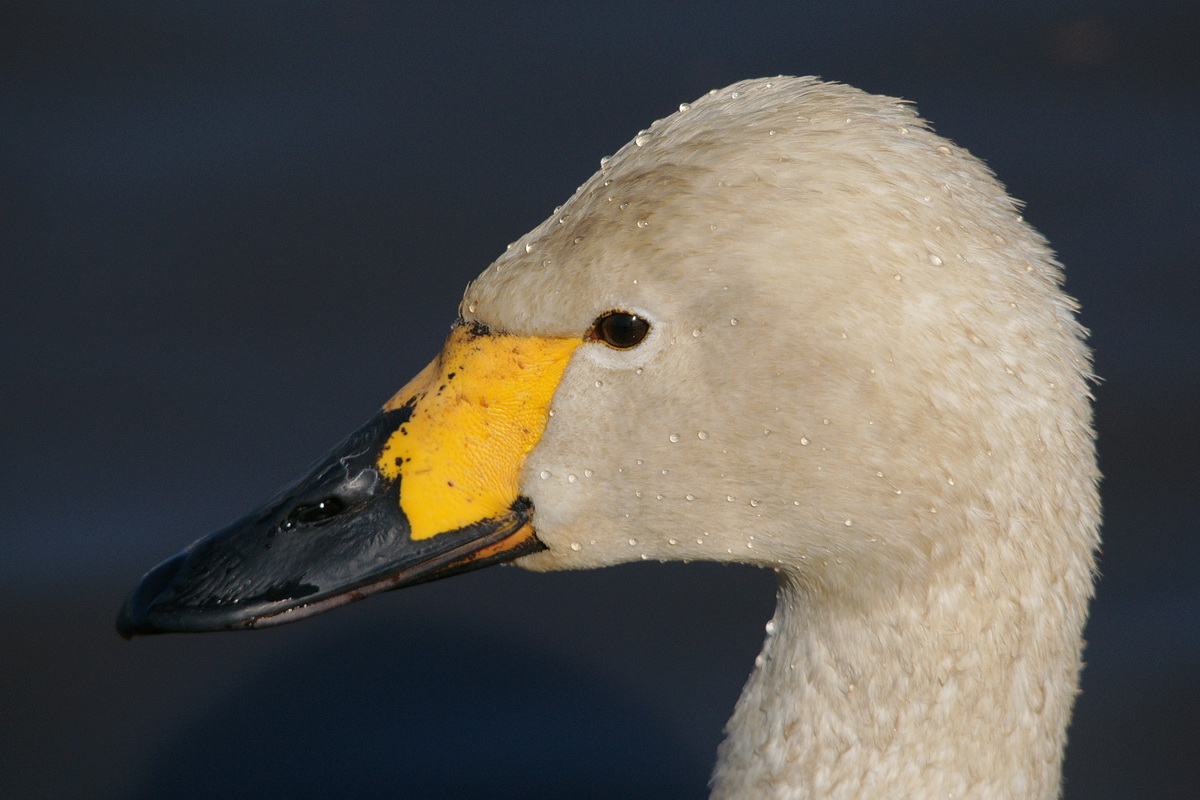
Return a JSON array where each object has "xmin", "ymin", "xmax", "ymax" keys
[{"xmin": 590, "ymin": 311, "xmax": 651, "ymax": 349}]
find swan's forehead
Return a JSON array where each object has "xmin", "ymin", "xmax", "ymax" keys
[
  {"xmin": 461, "ymin": 76, "xmax": 941, "ymax": 337},
  {"xmin": 463, "ymin": 161, "xmax": 732, "ymax": 337}
]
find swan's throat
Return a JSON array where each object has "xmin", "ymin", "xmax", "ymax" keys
[{"xmin": 711, "ymin": 566, "xmax": 1084, "ymax": 800}]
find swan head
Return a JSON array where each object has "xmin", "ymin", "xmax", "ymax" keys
[
  {"xmin": 119, "ymin": 76, "xmax": 1096, "ymax": 636},
  {"xmin": 466, "ymin": 78, "xmax": 1097, "ymax": 607}
]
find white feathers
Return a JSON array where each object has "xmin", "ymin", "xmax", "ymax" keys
[{"xmin": 465, "ymin": 78, "xmax": 1099, "ymax": 799}]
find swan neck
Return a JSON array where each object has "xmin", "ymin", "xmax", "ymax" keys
[{"xmin": 711, "ymin": 561, "xmax": 1086, "ymax": 800}]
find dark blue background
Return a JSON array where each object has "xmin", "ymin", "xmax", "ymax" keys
[{"xmin": 3, "ymin": 2, "xmax": 1197, "ymax": 797}]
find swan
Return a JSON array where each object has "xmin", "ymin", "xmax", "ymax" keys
[{"xmin": 118, "ymin": 77, "xmax": 1100, "ymax": 799}]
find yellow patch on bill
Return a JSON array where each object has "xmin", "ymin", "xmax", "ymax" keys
[{"xmin": 379, "ymin": 324, "xmax": 577, "ymax": 540}]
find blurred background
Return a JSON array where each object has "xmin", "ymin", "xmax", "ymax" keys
[{"xmin": 3, "ymin": 1, "xmax": 1197, "ymax": 797}]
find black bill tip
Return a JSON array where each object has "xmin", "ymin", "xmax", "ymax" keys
[{"xmin": 116, "ymin": 552, "xmax": 188, "ymax": 639}]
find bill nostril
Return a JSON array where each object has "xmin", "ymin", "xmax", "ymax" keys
[{"xmin": 282, "ymin": 497, "xmax": 346, "ymax": 529}]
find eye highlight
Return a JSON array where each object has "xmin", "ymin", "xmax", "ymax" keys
[{"xmin": 589, "ymin": 310, "xmax": 651, "ymax": 349}]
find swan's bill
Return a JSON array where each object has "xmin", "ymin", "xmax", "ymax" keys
[{"xmin": 116, "ymin": 321, "xmax": 578, "ymax": 638}]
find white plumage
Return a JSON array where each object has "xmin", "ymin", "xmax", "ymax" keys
[{"xmin": 465, "ymin": 77, "xmax": 1100, "ymax": 799}]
